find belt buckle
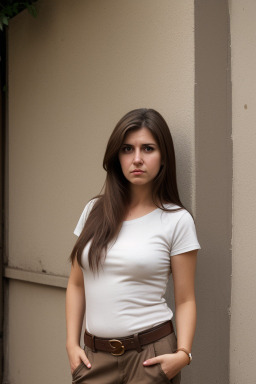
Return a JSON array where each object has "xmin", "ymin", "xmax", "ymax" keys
[{"xmin": 109, "ymin": 339, "xmax": 125, "ymax": 356}]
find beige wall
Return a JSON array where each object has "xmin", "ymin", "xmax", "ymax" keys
[
  {"xmin": 194, "ymin": 1, "xmax": 232, "ymax": 383},
  {"xmin": 7, "ymin": 0, "xmax": 195, "ymax": 278},
  {"xmin": 6, "ymin": 1, "xmax": 196, "ymax": 383},
  {"xmin": 229, "ymin": 1, "xmax": 256, "ymax": 383},
  {"xmin": 6, "ymin": 2, "xmax": 256, "ymax": 383},
  {"xmin": 8, "ymin": 281, "xmax": 70, "ymax": 383}
]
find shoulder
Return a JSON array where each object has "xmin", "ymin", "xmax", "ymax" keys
[
  {"xmin": 80, "ymin": 198, "xmax": 98, "ymax": 218},
  {"xmin": 159, "ymin": 204, "xmax": 197, "ymax": 237},
  {"xmin": 73, "ymin": 198, "xmax": 98, "ymax": 237},
  {"xmin": 167, "ymin": 207, "xmax": 200, "ymax": 256},
  {"xmin": 161, "ymin": 204, "xmax": 193, "ymax": 222}
]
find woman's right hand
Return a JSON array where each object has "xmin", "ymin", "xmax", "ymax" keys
[
  {"xmin": 66, "ymin": 344, "xmax": 91, "ymax": 373},
  {"xmin": 66, "ymin": 258, "xmax": 90, "ymax": 373}
]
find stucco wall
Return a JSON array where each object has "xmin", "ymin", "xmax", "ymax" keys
[
  {"xmin": 8, "ymin": 0, "xmax": 195, "ymax": 277},
  {"xmin": 6, "ymin": 1, "xmax": 196, "ymax": 383},
  {"xmin": 229, "ymin": 1, "xmax": 256, "ymax": 383}
]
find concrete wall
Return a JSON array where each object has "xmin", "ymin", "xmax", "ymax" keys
[
  {"xmin": 229, "ymin": 1, "xmax": 256, "ymax": 383},
  {"xmin": 194, "ymin": 1, "xmax": 232, "ymax": 383},
  {"xmin": 5, "ymin": 1, "xmax": 197, "ymax": 383}
]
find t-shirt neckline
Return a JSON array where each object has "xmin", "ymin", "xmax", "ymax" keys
[{"xmin": 122, "ymin": 208, "xmax": 160, "ymax": 225}]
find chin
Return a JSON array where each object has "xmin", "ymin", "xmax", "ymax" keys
[{"xmin": 130, "ymin": 180, "xmax": 151, "ymax": 186}]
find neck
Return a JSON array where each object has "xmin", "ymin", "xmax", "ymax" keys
[{"xmin": 129, "ymin": 184, "xmax": 155, "ymax": 208}]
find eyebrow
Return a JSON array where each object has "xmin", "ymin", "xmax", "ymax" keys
[{"xmin": 122, "ymin": 143, "xmax": 157, "ymax": 146}]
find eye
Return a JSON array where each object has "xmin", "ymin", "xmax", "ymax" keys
[
  {"xmin": 143, "ymin": 145, "xmax": 154, "ymax": 152},
  {"xmin": 121, "ymin": 145, "xmax": 133, "ymax": 153}
]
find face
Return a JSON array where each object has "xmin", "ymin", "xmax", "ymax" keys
[{"xmin": 118, "ymin": 127, "xmax": 162, "ymax": 188}]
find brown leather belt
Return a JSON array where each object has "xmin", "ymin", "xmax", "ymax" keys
[{"xmin": 84, "ymin": 320, "xmax": 174, "ymax": 355}]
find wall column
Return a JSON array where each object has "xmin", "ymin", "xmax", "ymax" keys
[
  {"xmin": 229, "ymin": 1, "xmax": 256, "ymax": 382},
  {"xmin": 194, "ymin": 1, "xmax": 232, "ymax": 383}
]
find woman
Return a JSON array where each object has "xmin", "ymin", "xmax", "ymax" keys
[{"xmin": 66, "ymin": 108, "xmax": 200, "ymax": 383}]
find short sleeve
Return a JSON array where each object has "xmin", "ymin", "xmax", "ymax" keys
[
  {"xmin": 73, "ymin": 199, "xmax": 96, "ymax": 237},
  {"xmin": 170, "ymin": 211, "xmax": 201, "ymax": 256}
]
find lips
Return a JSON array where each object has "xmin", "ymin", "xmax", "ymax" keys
[{"xmin": 131, "ymin": 169, "xmax": 145, "ymax": 174}]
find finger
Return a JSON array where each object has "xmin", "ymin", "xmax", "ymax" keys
[
  {"xmin": 80, "ymin": 350, "xmax": 91, "ymax": 368},
  {"xmin": 143, "ymin": 356, "xmax": 161, "ymax": 366}
]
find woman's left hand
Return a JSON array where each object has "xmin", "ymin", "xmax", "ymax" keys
[{"xmin": 143, "ymin": 351, "xmax": 189, "ymax": 380}]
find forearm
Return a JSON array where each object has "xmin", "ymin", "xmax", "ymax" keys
[
  {"xmin": 175, "ymin": 299, "xmax": 196, "ymax": 352},
  {"xmin": 66, "ymin": 281, "xmax": 85, "ymax": 348},
  {"xmin": 143, "ymin": 298, "xmax": 196, "ymax": 377}
]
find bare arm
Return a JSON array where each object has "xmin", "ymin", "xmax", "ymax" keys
[
  {"xmin": 143, "ymin": 250, "xmax": 198, "ymax": 379},
  {"xmin": 172, "ymin": 250, "xmax": 197, "ymax": 357},
  {"xmin": 66, "ymin": 257, "xmax": 91, "ymax": 372}
]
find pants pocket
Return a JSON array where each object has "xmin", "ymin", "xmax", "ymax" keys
[
  {"xmin": 153, "ymin": 333, "xmax": 181, "ymax": 384},
  {"xmin": 72, "ymin": 362, "xmax": 86, "ymax": 380},
  {"xmin": 71, "ymin": 346, "xmax": 90, "ymax": 383}
]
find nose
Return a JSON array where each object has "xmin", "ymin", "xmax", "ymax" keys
[{"xmin": 133, "ymin": 149, "xmax": 143, "ymax": 165}]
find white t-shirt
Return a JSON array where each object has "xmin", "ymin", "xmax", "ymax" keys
[{"xmin": 74, "ymin": 201, "xmax": 200, "ymax": 338}]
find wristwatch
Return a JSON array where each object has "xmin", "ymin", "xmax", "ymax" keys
[{"xmin": 176, "ymin": 348, "xmax": 192, "ymax": 365}]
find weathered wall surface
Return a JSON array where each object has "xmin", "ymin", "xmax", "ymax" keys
[
  {"xmin": 6, "ymin": 1, "xmax": 196, "ymax": 383},
  {"xmin": 229, "ymin": 1, "xmax": 256, "ymax": 383}
]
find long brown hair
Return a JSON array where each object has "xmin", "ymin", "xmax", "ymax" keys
[{"xmin": 70, "ymin": 108, "xmax": 185, "ymax": 271}]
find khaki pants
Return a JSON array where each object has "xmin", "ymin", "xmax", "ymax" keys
[{"xmin": 72, "ymin": 332, "xmax": 181, "ymax": 384}]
